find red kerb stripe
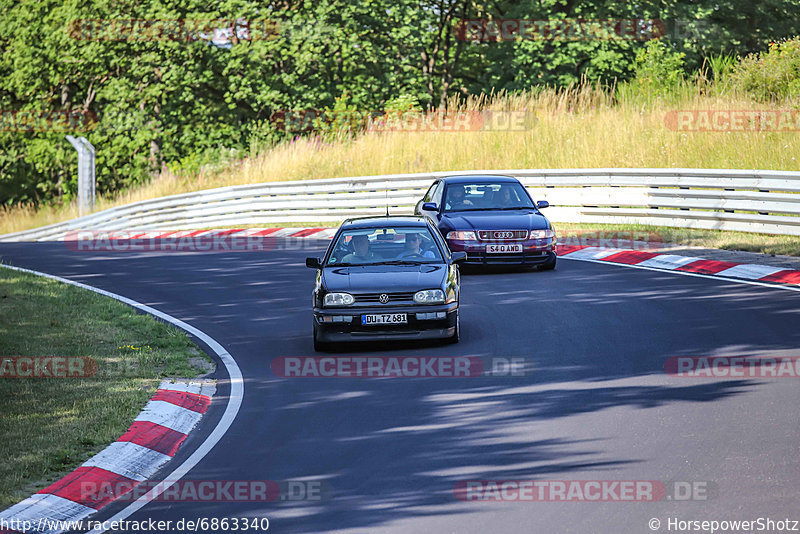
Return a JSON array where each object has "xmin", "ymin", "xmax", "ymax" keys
[
  {"xmin": 758, "ymin": 269, "xmax": 800, "ymax": 285},
  {"xmin": 151, "ymin": 390, "xmax": 211, "ymax": 413},
  {"xmin": 290, "ymin": 228, "xmax": 325, "ymax": 238},
  {"xmin": 677, "ymin": 259, "xmax": 740, "ymax": 275},
  {"xmin": 599, "ymin": 250, "xmax": 660, "ymax": 265},
  {"xmin": 38, "ymin": 466, "xmax": 138, "ymax": 509},
  {"xmin": 117, "ymin": 421, "xmax": 188, "ymax": 457}
]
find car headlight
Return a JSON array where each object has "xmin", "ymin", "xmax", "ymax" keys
[
  {"xmin": 529, "ymin": 229, "xmax": 556, "ymax": 239},
  {"xmin": 323, "ymin": 292, "xmax": 354, "ymax": 307},
  {"xmin": 447, "ymin": 231, "xmax": 477, "ymax": 241},
  {"xmin": 414, "ymin": 289, "xmax": 445, "ymax": 304}
]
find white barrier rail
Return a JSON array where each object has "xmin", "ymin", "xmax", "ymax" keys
[{"xmin": 2, "ymin": 168, "xmax": 800, "ymax": 241}]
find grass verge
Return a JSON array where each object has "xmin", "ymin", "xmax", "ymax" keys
[{"xmin": 0, "ymin": 267, "xmax": 213, "ymax": 509}]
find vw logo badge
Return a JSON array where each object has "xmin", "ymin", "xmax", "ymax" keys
[{"xmin": 379, "ymin": 293, "xmax": 390, "ymax": 304}]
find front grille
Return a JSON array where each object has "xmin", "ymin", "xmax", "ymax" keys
[
  {"xmin": 353, "ymin": 291, "xmax": 416, "ymax": 304},
  {"xmin": 478, "ymin": 230, "xmax": 528, "ymax": 241}
]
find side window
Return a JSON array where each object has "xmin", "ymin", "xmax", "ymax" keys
[
  {"xmin": 423, "ymin": 182, "xmax": 438, "ymax": 202},
  {"xmin": 431, "ymin": 182, "xmax": 444, "ymax": 205}
]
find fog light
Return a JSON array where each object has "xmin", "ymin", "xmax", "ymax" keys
[
  {"xmin": 416, "ymin": 312, "xmax": 447, "ymax": 320},
  {"xmin": 322, "ymin": 315, "xmax": 352, "ymax": 323}
]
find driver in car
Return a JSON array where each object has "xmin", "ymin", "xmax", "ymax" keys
[
  {"xmin": 397, "ymin": 232, "xmax": 435, "ymax": 258},
  {"xmin": 341, "ymin": 234, "xmax": 374, "ymax": 263},
  {"xmin": 446, "ymin": 185, "xmax": 473, "ymax": 210}
]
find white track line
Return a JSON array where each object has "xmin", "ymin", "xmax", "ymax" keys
[{"xmin": 0, "ymin": 263, "xmax": 244, "ymax": 534}]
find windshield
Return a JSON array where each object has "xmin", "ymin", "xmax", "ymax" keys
[
  {"xmin": 326, "ymin": 226, "xmax": 444, "ymax": 266},
  {"xmin": 444, "ymin": 182, "xmax": 535, "ymax": 212}
]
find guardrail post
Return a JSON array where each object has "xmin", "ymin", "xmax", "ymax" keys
[{"xmin": 65, "ymin": 135, "xmax": 96, "ymax": 216}]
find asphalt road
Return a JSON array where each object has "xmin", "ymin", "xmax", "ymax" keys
[{"xmin": 1, "ymin": 240, "xmax": 800, "ymax": 534}]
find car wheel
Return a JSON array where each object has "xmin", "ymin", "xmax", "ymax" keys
[
  {"xmin": 313, "ymin": 322, "xmax": 330, "ymax": 352},
  {"xmin": 446, "ymin": 310, "xmax": 460, "ymax": 344},
  {"xmin": 538, "ymin": 256, "xmax": 557, "ymax": 271}
]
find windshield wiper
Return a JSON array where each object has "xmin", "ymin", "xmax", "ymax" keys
[
  {"xmin": 371, "ymin": 259, "xmax": 428, "ymax": 265},
  {"xmin": 447, "ymin": 207, "xmax": 493, "ymax": 212},
  {"xmin": 498, "ymin": 206, "xmax": 536, "ymax": 210}
]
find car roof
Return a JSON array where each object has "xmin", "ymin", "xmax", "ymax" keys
[
  {"xmin": 340, "ymin": 215, "xmax": 430, "ymax": 229},
  {"xmin": 439, "ymin": 175, "xmax": 519, "ymax": 185}
]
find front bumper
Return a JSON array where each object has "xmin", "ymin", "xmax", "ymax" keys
[
  {"xmin": 447, "ymin": 238, "xmax": 556, "ymax": 265},
  {"xmin": 314, "ymin": 302, "xmax": 458, "ymax": 342}
]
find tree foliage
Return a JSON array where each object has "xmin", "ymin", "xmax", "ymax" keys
[{"xmin": 0, "ymin": 0, "xmax": 799, "ymax": 206}]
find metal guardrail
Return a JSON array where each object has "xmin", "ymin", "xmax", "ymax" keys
[{"xmin": 2, "ymin": 168, "xmax": 800, "ymax": 241}]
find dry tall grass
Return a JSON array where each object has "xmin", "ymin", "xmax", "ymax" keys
[{"xmin": 2, "ymin": 84, "xmax": 799, "ymax": 234}]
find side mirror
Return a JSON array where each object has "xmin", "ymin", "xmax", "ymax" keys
[
  {"xmin": 305, "ymin": 257, "xmax": 321, "ymax": 269},
  {"xmin": 537, "ymin": 200, "xmax": 549, "ymax": 209},
  {"xmin": 422, "ymin": 202, "xmax": 438, "ymax": 212},
  {"xmin": 451, "ymin": 251, "xmax": 467, "ymax": 264}
]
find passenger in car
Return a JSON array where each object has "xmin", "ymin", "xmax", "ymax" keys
[{"xmin": 342, "ymin": 234, "xmax": 374, "ymax": 263}]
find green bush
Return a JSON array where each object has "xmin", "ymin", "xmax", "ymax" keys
[
  {"xmin": 616, "ymin": 40, "xmax": 686, "ymax": 104},
  {"xmin": 731, "ymin": 38, "xmax": 800, "ymax": 102}
]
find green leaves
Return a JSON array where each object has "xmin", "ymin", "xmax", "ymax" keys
[{"xmin": 2, "ymin": 0, "xmax": 800, "ymax": 207}]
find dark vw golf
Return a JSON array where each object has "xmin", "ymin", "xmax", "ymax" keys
[
  {"xmin": 305, "ymin": 216, "xmax": 465, "ymax": 351},
  {"xmin": 415, "ymin": 175, "xmax": 557, "ymax": 269}
]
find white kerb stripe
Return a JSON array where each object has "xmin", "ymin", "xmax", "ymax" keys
[
  {"xmin": 312, "ymin": 228, "xmax": 338, "ymax": 239},
  {"xmin": 159, "ymin": 379, "xmax": 216, "ymax": 398},
  {"xmin": 187, "ymin": 230, "xmax": 219, "ymax": 237},
  {"xmin": 0, "ymin": 494, "xmax": 96, "ymax": 533},
  {"xmin": 558, "ymin": 247, "xmax": 626, "ymax": 260},
  {"xmin": 636, "ymin": 254, "xmax": 703, "ymax": 270},
  {"xmin": 82, "ymin": 442, "xmax": 171, "ymax": 481},
  {"xmin": 134, "ymin": 400, "xmax": 204, "ymax": 434},
  {"xmin": 715, "ymin": 263, "xmax": 786, "ymax": 280},
  {"xmin": 268, "ymin": 228, "xmax": 301, "ymax": 238}
]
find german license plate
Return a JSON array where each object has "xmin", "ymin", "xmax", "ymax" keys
[
  {"xmin": 487, "ymin": 244, "xmax": 523, "ymax": 253},
  {"xmin": 362, "ymin": 313, "xmax": 408, "ymax": 325}
]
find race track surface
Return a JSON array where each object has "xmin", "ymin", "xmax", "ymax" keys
[{"xmin": 1, "ymin": 240, "xmax": 799, "ymax": 534}]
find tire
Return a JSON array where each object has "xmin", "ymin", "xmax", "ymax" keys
[
  {"xmin": 313, "ymin": 322, "xmax": 331, "ymax": 352},
  {"xmin": 538, "ymin": 255, "xmax": 557, "ymax": 271},
  {"xmin": 445, "ymin": 310, "xmax": 460, "ymax": 344}
]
